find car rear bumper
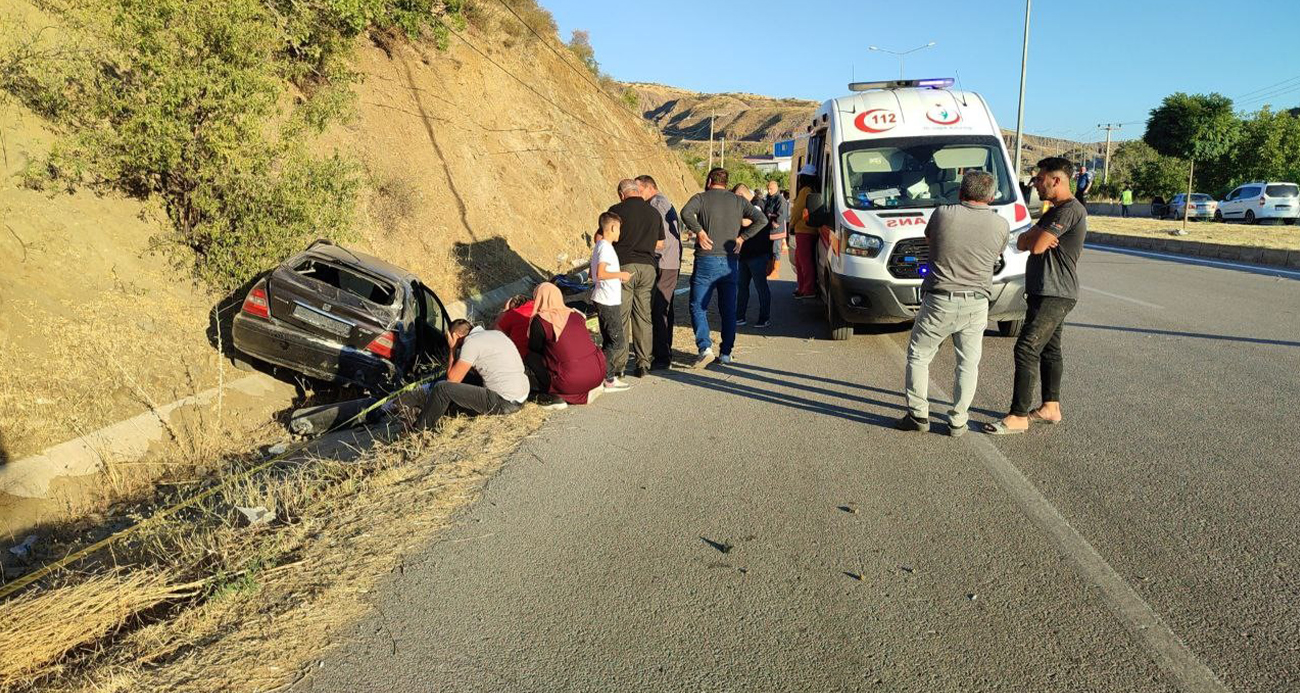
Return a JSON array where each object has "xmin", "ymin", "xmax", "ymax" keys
[
  {"xmin": 232, "ymin": 312, "xmax": 399, "ymax": 388},
  {"xmin": 826, "ymin": 272, "xmax": 1027, "ymax": 325}
]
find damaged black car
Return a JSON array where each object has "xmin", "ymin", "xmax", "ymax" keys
[{"xmin": 232, "ymin": 240, "xmax": 451, "ymax": 391}]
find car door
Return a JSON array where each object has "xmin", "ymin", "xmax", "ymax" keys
[
  {"xmin": 1222, "ymin": 188, "xmax": 1241, "ymax": 217},
  {"xmin": 411, "ymin": 281, "xmax": 451, "ymax": 371}
]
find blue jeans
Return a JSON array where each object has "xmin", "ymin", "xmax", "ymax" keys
[
  {"xmin": 736, "ymin": 254, "xmax": 771, "ymax": 323},
  {"xmin": 689, "ymin": 254, "xmax": 738, "ymax": 355}
]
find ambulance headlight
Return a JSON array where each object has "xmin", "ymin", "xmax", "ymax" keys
[{"xmin": 846, "ymin": 232, "xmax": 884, "ymax": 258}]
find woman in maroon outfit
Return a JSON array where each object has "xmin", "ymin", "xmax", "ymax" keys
[{"xmin": 529, "ymin": 283, "xmax": 606, "ymax": 406}]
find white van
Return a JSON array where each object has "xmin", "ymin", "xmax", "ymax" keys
[{"xmin": 790, "ymin": 78, "xmax": 1031, "ymax": 340}]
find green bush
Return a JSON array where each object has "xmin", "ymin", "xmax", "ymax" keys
[{"xmin": 1, "ymin": 0, "xmax": 464, "ymax": 290}]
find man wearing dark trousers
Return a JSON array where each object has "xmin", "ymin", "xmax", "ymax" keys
[
  {"xmin": 636, "ymin": 175, "xmax": 680, "ymax": 370},
  {"xmin": 987, "ymin": 157, "xmax": 1088, "ymax": 435},
  {"xmin": 608, "ymin": 178, "xmax": 664, "ymax": 378},
  {"xmin": 416, "ymin": 320, "xmax": 529, "ymax": 431}
]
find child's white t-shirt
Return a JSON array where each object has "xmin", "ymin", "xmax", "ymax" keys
[{"xmin": 590, "ymin": 240, "xmax": 621, "ymax": 306}]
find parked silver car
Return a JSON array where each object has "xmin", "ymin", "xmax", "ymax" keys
[{"xmin": 1164, "ymin": 193, "xmax": 1217, "ymax": 220}]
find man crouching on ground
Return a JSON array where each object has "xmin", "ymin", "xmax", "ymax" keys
[
  {"xmin": 895, "ymin": 170, "xmax": 1009, "ymax": 437},
  {"xmin": 416, "ymin": 319, "xmax": 530, "ymax": 431}
]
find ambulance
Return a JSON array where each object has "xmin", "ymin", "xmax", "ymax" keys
[{"xmin": 790, "ymin": 78, "xmax": 1030, "ymax": 340}]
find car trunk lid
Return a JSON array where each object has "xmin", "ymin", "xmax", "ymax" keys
[{"xmin": 265, "ymin": 256, "xmax": 402, "ymax": 353}]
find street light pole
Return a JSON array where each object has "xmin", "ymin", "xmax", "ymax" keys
[
  {"xmin": 1098, "ymin": 123, "xmax": 1122, "ymax": 184},
  {"xmin": 868, "ymin": 42, "xmax": 936, "ymax": 81},
  {"xmin": 1013, "ymin": 0, "xmax": 1031, "ymax": 180}
]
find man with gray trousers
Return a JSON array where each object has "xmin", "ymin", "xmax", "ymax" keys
[
  {"xmin": 607, "ymin": 178, "xmax": 664, "ymax": 378},
  {"xmin": 636, "ymin": 175, "xmax": 680, "ymax": 370},
  {"xmin": 895, "ymin": 170, "xmax": 1009, "ymax": 436}
]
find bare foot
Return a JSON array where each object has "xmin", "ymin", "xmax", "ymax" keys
[{"xmin": 1029, "ymin": 406, "xmax": 1062, "ymax": 424}]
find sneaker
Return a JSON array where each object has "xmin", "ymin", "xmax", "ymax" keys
[
  {"xmin": 753, "ymin": 319, "xmax": 771, "ymax": 329},
  {"xmin": 735, "ymin": 318, "xmax": 748, "ymax": 326},
  {"xmin": 633, "ymin": 366, "xmax": 648, "ymax": 379},
  {"xmin": 536, "ymin": 393, "xmax": 568, "ymax": 411},
  {"xmin": 693, "ymin": 348, "xmax": 715, "ymax": 369},
  {"xmin": 603, "ymin": 378, "xmax": 631, "ymax": 392},
  {"xmin": 719, "ymin": 354, "xmax": 734, "ymax": 365},
  {"xmin": 650, "ymin": 360, "xmax": 672, "ymax": 371},
  {"xmin": 893, "ymin": 413, "xmax": 929, "ymax": 433},
  {"xmin": 948, "ymin": 423, "xmax": 967, "ymax": 438}
]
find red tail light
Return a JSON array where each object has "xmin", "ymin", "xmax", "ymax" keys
[
  {"xmin": 365, "ymin": 331, "xmax": 396, "ymax": 359},
  {"xmin": 1014, "ymin": 204, "xmax": 1029, "ymax": 222},
  {"xmin": 241, "ymin": 281, "xmax": 269, "ymax": 319}
]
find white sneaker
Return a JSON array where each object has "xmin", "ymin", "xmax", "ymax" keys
[
  {"xmin": 693, "ymin": 348, "xmax": 715, "ymax": 369},
  {"xmin": 603, "ymin": 378, "xmax": 631, "ymax": 392},
  {"xmin": 719, "ymin": 354, "xmax": 734, "ymax": 365}
]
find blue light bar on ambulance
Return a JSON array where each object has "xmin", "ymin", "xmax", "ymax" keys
[{"xmin": 848, "ymin": 78, "xmax": 955, "ymax": 92}]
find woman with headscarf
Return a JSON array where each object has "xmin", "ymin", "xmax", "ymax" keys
[{"xmin": 528, "ymin": 282, "xmax": 606, "ymax": 409}]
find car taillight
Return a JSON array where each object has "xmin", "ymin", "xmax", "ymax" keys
[
  {"xmin": 241, "ymin": 281, "xmax": 269, "ymax": 319},
  {"xmin": 365, "ymin": 331, "xmax": 396, "ymax": 359},
  {"xmin": 1014, "ymin": 204, "xmax": 1028, "ymax": 222}
]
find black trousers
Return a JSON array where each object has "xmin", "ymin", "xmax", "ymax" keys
[
  {"xmin": 1010, "ymin": 295, "xmax": 1077, "ymax": 416},
  {"xmin": 416, "ymin": 381, "xmax": 521, "ymax": 431},
  {"xmin": 652, "ymin": 267, "xmax": 679, "ymax": 364},
  {"xmin": 595, "ymin": 302, "xmax": 624, "ymax": 380}
]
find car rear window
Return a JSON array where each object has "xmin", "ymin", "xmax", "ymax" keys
[
  {"xmin": 1191, "ymin": 194, "xmax": 1212, "ymax": 201},
  {"xmin": 295, "ymin": 259, "xmax": 397, "ymax": 305},
  {"xmin": 1266, "ymin": 184, "xmax": 1298, "ymax": 198}
]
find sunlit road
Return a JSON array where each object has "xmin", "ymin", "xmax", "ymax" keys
[{"xmin": 298, "ymin": 245, "xmax": 1300, "ymax": 692}]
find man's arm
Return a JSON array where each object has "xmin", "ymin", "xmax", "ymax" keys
[
  {"xmin": 738, "ymin": 201, "xmax": 769, "ymax": 241},
  {"xmin": 680, "ymin": 194, "xmax": 703, "ymax": 233},
  {"xmin": 446, "ymin": 358, "xmax": 472, "ymax": 384}
]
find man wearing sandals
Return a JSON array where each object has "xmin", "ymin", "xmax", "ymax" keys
[
  {"xmin": 895, "ymin": 170, "xmax": 1009, "ymax": 437},
  {"xmin": 987, "ymin": 157, "xmax": 1088, "ymax": 435}
]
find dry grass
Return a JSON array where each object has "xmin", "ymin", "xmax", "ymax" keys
[
  {"xmin": 3, "ymin": 404, "xmax": 546, "ymax": 693},
  {"xmin": 1089, "ymin": 215, "xmax": 1300, "ymax": 251},
  {"xmin": 0, "ymin": 570, "xmax": 202, "ymax": 688}
]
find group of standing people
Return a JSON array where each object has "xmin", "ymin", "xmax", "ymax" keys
[{"xmin": 896, "ymin": 157, "xmax": 1088, "ymax": 437}]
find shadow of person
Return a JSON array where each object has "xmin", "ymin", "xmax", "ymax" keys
[
  {"xmin": 0, "ymin": 426, "xmax": 9, "ymax": 466},
  {"xmin": 452, "ymin": 237, "xmax": 549, "ymax": 300},
  {"xmin": 658, "ymin": 368, "xmax": 899, "ymax": 428}
]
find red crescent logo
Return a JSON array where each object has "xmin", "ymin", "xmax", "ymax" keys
[
  {"xmin": 854, "ymin": 109, "xmax": 897, "ymax": 133},
  {"xmin": 926, "ymin": 105, "xmax": 961, "ymax": 125}
]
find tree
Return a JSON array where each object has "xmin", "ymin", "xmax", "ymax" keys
[
  {"xmin": 1223, "ymin": 108, "xmax": 1300, "ymax": 192},
  {"xmin": 1143, "ymin": 93, "xmax": 1240, "ymax": 232},
  {"xmin": 567, "ymin": 29, "xmax": 598, "ymax": 75}
]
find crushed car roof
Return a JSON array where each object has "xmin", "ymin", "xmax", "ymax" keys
[{"xmin": 295, "ymin": 242, "xmax": 418, "ymax": 285}]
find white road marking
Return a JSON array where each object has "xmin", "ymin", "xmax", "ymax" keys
[
  {"xmin": 1088, "ymin": 243, "xmax": 1300, "ymax": 281},
  {"xmin": 879, "ymin": 335, "xmax": 1228, "ymax": 693},
  {"xmin": 1081, "ymin": 286, "xmax": 1166, "ymax": 310}
]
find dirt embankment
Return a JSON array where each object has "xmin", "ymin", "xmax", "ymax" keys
[{"xmin": 0, "ymin": 0, "xmax": 694, "ymax": 532}]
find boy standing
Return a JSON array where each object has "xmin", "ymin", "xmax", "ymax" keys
[{"xmin": 591, "ymin": 212, "xmax": 632, "ymax": 391}]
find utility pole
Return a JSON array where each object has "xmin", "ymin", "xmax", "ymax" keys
[
  {"xmin": 1013, "ymin": 0, "xmax": 1032, "ymax": 179},
  {"xmin": 707, "ymin": 113, "xmax": 716, "ymax": 171},
  {"xmin": 721, "ymin": 136, "xmax": 726, "ymax": 168},
  {"xmin": 1098, "ymin": 123, "xmax": 1122, "ymax": 183}
]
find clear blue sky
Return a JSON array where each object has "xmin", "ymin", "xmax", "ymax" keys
[{"xmin": 542, "ymin": 0, "xmax": 1300, "ymax": 143}]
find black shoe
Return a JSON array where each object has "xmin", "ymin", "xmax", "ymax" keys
[
  {"xmin": 650, "ymin": 360, "xmax": 671, "ymax": 371},
  {"xmin": 535, "ymin": 393, "xmax": 568, "ymax": 411},
  {"xmin": 634, "ymin": 366, "xmax": 648, "ymax": 378},
  {"xmin": 894, "ymin": 413, "xmax": 930, "ymax": 432}
]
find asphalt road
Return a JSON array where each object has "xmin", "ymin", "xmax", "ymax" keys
[{"xmin": 297, "ymin": 245, "xmax": 1300, "ymax": 692}]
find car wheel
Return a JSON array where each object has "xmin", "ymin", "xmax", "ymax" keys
[
  {"xmin": 1285, "ymin": 218, "xmax": 1297, "ymax": 226},
  {"xmin": 826, "ymin": 299, "xmax": 852, "ymax": 341},
  {"xmin": 1214, "ymin": 209, "xmax": 1223, "ymax": 222},
  {"xmin": 1246, "ymin": 210, "xmax": 1257, "ymax": 225},
  {"xmin": 998, "ymin": 320, "xmax": 1023, "ymax": 338}
]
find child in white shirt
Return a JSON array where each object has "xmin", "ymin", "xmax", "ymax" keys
[{"xmin": 591, "ymin": 212, "xmax": 632, "ymax": 389}]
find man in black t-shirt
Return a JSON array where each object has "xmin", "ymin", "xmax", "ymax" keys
[
  {"xmin": 608, "ymin": 178, "xmax": 665, "ymax": 378},
  {"xmin": 987, "ymin": 157, "xmax": 1088, "ymax": 435}
]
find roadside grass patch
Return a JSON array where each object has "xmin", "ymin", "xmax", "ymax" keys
[{"xmin": 1090, "ymin": 216, "xmax": 1300, "ymax": 251}]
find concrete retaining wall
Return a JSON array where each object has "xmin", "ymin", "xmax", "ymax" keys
[
  {"xmin": 1086, "ymin": 203, "xmax": 1154, "ymax": 217},
  {"xmin": 1088, "ymin": 231, "xmax": 1300, "ymax": 269}
]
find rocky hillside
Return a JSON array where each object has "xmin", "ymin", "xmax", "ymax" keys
[{"xmin": 623, "ymin": 81, "xmax": 1095, "ymax": 170}]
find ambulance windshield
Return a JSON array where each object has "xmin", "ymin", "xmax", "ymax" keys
[{"xmin": 840, "ymin": 135, "xmax": 1015, "ymax": 210}]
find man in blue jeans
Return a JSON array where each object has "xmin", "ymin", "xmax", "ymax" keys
[
  {"xmin": 680, "ymin": 168, "xmax": 769, "ymax": 368},
  {"xmin": 732, "ymin": 183, "xmax": 773, "ymax": 328}
]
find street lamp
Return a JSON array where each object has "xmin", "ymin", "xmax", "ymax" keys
[
  {"xmin": 1013, "ymin": 0, "xmax": 1032, "ymax": 179},
  {"xmin": 868, "ymin": 42, "xmax": 936, "ymax": 80}
]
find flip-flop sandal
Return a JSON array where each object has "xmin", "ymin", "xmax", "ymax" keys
[
  {"xmin": 1028, "ymin": 412, "xmax": 1063, "ymax": 425},
  {"xmin": 984, "ymin": 420, "xmax": 1028, "ymax": 435}
]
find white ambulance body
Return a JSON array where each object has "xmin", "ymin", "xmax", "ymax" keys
[{"xmin": 790, "ymin": 78, "xmax": 1030, "ymax": 339}]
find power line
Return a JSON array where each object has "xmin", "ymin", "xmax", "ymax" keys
[
  {"xmin": 1234, "ymin": 74, "xmax": 1300, "ymax": 101},
  {"xmin": 1236, "ymin": 82, "xmax": 1300, "ymax": 109}
]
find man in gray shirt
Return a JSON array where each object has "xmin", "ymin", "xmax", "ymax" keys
[
  {"xmin": 636, "ymin": 175, "xmax": 680, "ymax": 370},
  {"xmin": 896, "ymin": 170, "xmax": 1009, "ymax": 436},
  {"xmin": 680, "ymin": 167, "xmax": 769, "ymax": 368},
  {"xmin": 416, "ymin": 320, "xmax": 528, "ymax": 431}
]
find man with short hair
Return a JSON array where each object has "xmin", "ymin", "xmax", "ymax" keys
[
  {"xmin": 732, "ymin": 184, "xmax": 774, "ymax": 328},
  {"xmin": 762, "ymin": 179, "xmax": 789, "ymax": 280},
  {"xmin": 1075, "ymin": 165, "xmax": 1093, "ymax": 205},
  {"xmin": 636, "ymin": 174, "xmax": 681, "ymax": 370},
  {"xmin": 608, "ymin": 178, "xmax": 664, "ymax": 378},
  {"xmin": 680, "ymin": 167, "xmax": 769, "ymax": 367},
  {"xmin": 987, "ymin": 157, "xmax": 1088, "ymax": 434},
  {"xmin": 895, "ymin": 171, "xmax": 1010, "ymax": 437},
  {"xmin": 416, "ymin": 319, "xmax": 529, "ymax": 431}
]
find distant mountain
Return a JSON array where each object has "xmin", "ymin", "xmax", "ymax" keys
[{"xmin": 622, "ymin": 82, "xmax": 1099, "ymax": 173}]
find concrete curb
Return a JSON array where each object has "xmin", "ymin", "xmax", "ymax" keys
[{"xmin": 1088, "ymin": 231, "xmax": 1300, "ymax": 270}]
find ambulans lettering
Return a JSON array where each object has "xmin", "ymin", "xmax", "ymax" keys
[
  {"xmin": 884, "ymin": 217, "xmax": 926, "ymax": 228},
  {"xmin": 854, "ymin": 109, "xmax": 898, "ymax": 134}
]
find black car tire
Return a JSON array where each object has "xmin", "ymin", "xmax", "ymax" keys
[
  {"xmin": 1285, "ymin": 218, "xmax": 1296, "ymax": 226},
  {"xmin": 998, "ymin": 320, "xmax": 1023, "ymax": 338},
  {"xmin": 826, "ymin": 298, "xmax": 852, "ymax": 341},
  {"xmin": 1246, "ymin": 210, "xmax": 1257, "ymax": 225},
  {"xmin": 1214, "ymin": 209, "xmax": 1223, "ymax": 222}
]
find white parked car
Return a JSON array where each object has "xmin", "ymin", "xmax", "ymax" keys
[{"xmin": 1216, "ymin": 182, "xmax": 1299, "ymax": 225}]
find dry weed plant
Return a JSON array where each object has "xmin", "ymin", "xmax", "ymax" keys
[{"xmin": 3, "ymin": 405, "xmax": 546, "ymax": 693}]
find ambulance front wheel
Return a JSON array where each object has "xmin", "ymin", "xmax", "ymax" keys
[{"xmin": 827, "ymin": 300, "xmax": 852, "ymax": 341}]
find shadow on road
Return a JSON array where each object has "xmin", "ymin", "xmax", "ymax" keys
[
  {"xmin": 657, "ymin": 368, "xmax": 899, "ymax": 428},
  {"xmin": 1068, "ymin": 322, "xmax": 1300, "ymax": 348}
]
